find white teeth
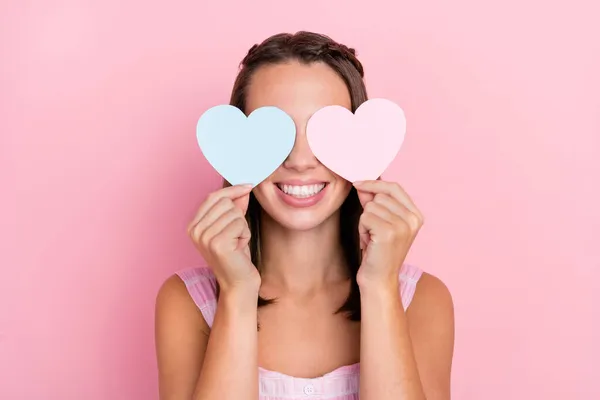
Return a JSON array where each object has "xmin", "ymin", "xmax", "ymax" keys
[{"xmin": 279, "ymin": 183, "xmax": 326, "ymax": 198}]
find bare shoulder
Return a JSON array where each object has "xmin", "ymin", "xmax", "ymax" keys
[
  {"xmin": 156, "ymin": 274, "xmax": 190, "ymax": 306},
  {"xmin": 406, "ymin": 272, "xmax": 454, "ymax": 336},
  {"xmin": 155, "ymin": 274, "xmax": 209, "ymax": 336},
  {"xmin": 155, "ymin": 274, "xmax": 210, "ymax": 399},
  {"xmin": 408, "ymin": 272, "xmax": 454, "ymax": 319},
  {"xmin": 405, "ymin": 272, "xmax": 455, "ymax": 397}
]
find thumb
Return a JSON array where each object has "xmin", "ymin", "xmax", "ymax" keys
[
  {"xmin": 232, "ymin": 193, "xmax": 251, "ymax": 215},
  {"xmin": 356, "ymin": 189, "xmax": 374, "ymax": 209}
]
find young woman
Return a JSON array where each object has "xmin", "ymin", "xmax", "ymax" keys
[{"xmin": 155, "ymin": 31, "xmax": 455, "ymax": 400}]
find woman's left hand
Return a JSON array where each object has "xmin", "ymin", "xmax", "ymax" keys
[{"xmin": 353, "ymin": 180, "xmax": 424, "ymax": 286}]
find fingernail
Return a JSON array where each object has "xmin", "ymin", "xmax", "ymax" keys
[{"xmin": 353, "ymin": 181, "xmax": 364, "ymax": 186}]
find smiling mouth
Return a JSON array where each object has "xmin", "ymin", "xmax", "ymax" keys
[{"xmin": 275, "ymin": 183, "xmax": 328, "ymax": 198}]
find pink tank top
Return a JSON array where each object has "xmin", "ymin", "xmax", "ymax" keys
[{"xmin": 176, "ymin": 264, "xmax": 423, "ymax": 400}]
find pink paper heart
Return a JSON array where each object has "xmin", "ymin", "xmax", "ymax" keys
[{"xmin": 306, "ymin": 98, "xmax": 406, "ymax": 182}]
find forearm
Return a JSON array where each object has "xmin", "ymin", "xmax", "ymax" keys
[
  {"xmin": 194, "ymin": 287, "xmax": 259, "ymax": 400},
  {"xmin": 359, "ymin": 279, "xmax": 426, "ymax": 400}
]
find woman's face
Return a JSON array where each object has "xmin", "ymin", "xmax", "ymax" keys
[{"xmin": 246, "ymin": 61, "xmax": 353, "ymax": 231}]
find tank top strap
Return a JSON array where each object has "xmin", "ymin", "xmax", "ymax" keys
[
  {"xmin": 399, "ymin": 263, "xmax": 423, "ymax": 310},
  {"xmin": 176, "ymin": 266, "xmax": 218, "ymax": 327}
]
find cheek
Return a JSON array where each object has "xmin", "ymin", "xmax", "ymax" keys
[
  {"xmin": 332, "ymin": 181, "xmax": 352, "ymax": 204},
  {"xmin": 335, "ymin": 177, "xmax": 352, "ymax": 193},
  {"xmin": 252, "ymin": 186, "xmax": 266, "ymax": 201},
  {"xmin": 251, "ymin": 183, "xmax": 275, "ymax": 207}
]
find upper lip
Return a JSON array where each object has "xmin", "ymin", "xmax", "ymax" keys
[{"xmin": 275, "ymin": 179, "xmax": 328, "ymax": 186}]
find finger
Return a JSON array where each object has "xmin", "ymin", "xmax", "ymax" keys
[
  {"xmin": 354, "ymin": 180, "xmax": 422, "ymax": 219},
  {"xmin": 191, "ymin": 197, "xmax": 236, "ymax": 240},
  {"xmin": 232, "ymin": 193, "xmax": 251, "ymax": 215},
  {"xmin": 363, "ymin": 200, "xmax": 402, "ymax": 226},
  {"xmin": 210, "ymin": 218, "xmax": 250, "ymax": 254},
  {"xmin": 356, "ymin": 188, "xmax": 375, "ymax": 209},
  {"xmin": 197, "ymin": 206, "xmax": 246, "ymax": 246},
  {"xmin": 359, "ymin": 202, "xmax": 386, "ymax": 250},
  {"xmin": 354, "ymin": 180, "xmax": 414, "ymax": 207},
  {"xmin": 194, "ymin": 193, "xmax": 250, "ymax": 235},
  {"xmin": 372, "ymin": 193, "xmax": 422, "ymax": 231},
  {"xmin": 359, "ymin": 231, "xmax": 369, "ymax": 251},
  {"xmin": 229, "ymin": 218, "xmax": 251, "ymax": 251},
  {"xmin": 188, "ymin": 185, "xmax": 252, "ymax": 230},
  {"xmin": 359, "ymin": 207, "xmax": 396, "ymax": 244},
  {"xmin": 358, "ymin": 194, "xmax": 402, "ymax": 249},
  {"xmin": 372, "ymin": 193, "xmax": 413, "ymax": 220}
]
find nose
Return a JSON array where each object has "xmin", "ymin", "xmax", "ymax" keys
[{"xmin": 282, "ymin": 126, "xmax": 319, "ymax": 173}]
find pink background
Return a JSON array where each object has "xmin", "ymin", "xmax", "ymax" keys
[{"xmin": 2, "ymin": 1, "xmax": 599, "ymax": 399}]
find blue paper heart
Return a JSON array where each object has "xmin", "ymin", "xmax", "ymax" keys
[{"xmin": 196, "ymin": 105, "xmax": 296, "ymax": 187}]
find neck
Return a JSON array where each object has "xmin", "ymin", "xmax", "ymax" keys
[{"xmin": 258, "ymin": 211, "xmax": 348, "ymax": 294}]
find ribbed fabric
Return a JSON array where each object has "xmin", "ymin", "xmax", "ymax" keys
[{"xmin": 176, "ymin": 264, "xmax": 423, "ymax": 400}]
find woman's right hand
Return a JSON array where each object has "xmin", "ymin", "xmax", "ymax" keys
[{"xmin": 187, "ymin": 184, "xmax": 261, "ymax": 293}]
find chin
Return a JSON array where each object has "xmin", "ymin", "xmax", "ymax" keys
[{"xmin": 253, "ymin": 179, "xmax": 351, "ymax": 232}]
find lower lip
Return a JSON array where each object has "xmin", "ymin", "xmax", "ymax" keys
[{"xmin": 276, "ymin": 184, "xmax": 328, "ymax": 208}]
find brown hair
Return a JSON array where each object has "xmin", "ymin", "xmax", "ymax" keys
[{"xmin": 226, "ymin": 31, "xmax": 367, "ymax": 321}]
